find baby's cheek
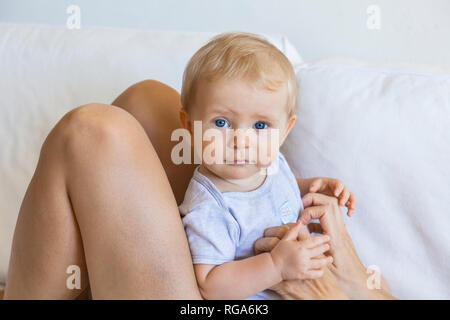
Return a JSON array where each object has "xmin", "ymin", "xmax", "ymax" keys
[
  {"xmin": 256, "ymin": 149, "xmax": 279, "ymax": 168},
  {"xmin": 201, "ymin": 130, "xmax": 228, "ymax": 164},
  {"xmin": 256, "ymin": 139, "xmax": 280, "ymax": 166}
]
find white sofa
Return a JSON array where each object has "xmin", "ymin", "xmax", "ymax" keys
[
  {"xmin": 0, "ymin": 23, "xmax": 302, "ymax": 291},
  {"xmin": 0, "ymin": 23, "xmax": 449, "ymax": 299}
]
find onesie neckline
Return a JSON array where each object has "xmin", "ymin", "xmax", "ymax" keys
[{"xmin": 192, "ymin": 155, "xmax": 280, "ymax": 200}]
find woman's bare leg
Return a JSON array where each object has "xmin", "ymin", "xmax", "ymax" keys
[
  {"xmin": 112, "ymin": 80, "xmax": 195, "ymax": 205},
  {"xmin": 4, "ymin": 98, "xmax": 201, "ymax": 298},
  {"xmin": 4, "ymin": 108, "xmax": 89, "ymax": 299}
]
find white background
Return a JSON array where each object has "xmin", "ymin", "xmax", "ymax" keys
[{"xmin": 1, "ymin": 0, "xmax": 449, "ymax": 67}]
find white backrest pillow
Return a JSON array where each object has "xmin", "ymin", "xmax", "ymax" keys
[{"xmin": 281, "ymin": 61, "xmax": 450, "ymax": 299}]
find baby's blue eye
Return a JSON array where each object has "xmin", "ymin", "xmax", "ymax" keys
[
  {"xmin": 253, "ymin": 121, "xmax": 268, "ymax": 130},
  {"xmin": 215, "ymin": 119, "xmax": 229, "ymax": 128}
]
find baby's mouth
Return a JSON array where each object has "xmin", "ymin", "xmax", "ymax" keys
[{"xmin": 224, "ymin": 159, "xmax": 255, "ymax": 165}]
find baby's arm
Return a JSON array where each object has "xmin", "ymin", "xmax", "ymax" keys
[
  {"xmin": 195, "ymin": 253, "xmax": 280, "ymax": 300},
  {"xmin": 194, "ymin": 222, "xmax": 332, "ymax": 300},
  {"xmin": 297, "ymin": 177, "xmax": 319, "ymax": 196}
]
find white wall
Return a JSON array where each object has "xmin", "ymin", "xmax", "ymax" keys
[{"xmin": 1, "ymin": 0, "xmax": 449, "ymax": 67}]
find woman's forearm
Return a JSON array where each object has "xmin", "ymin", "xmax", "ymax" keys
[
  {"xmin": 348, "ymin": 284, "xmax": 396, "ymax": 300},
  {"xmin": 329, "ymin": 232, "xmax": 397, "ymax": 300},
  {"xmin": 340, "ymin": 271, "xmax": 396, "ymax": 300},
  {"xmin": 199, "ymin": 253, "xmax": 282, "ymax": 300}
]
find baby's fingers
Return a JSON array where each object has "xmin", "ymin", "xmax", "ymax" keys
[
  {"xmin": 309, "ymin": 178, "xmax": 324, "ymax": 193},
  {"xmin": 338, "ymin": 188, "xmax": 350, "ymax": 206},
  {"xmin": 254, "ymin": 237, "xmax": 280, "ymax": 255},
  {"xmin": 331, "ymin": 179, "xmax": 344, "ymax": 197},
  {"xmin": 304, "ymin": 235, "xmax": 330, "ymax": 249},
  {"xmin": 309, "ymin": 243, "xmax": 331, "ymax": 257},
  {"xmin": 309, "ymin": 256, "xmax": 333, "ymax": 269},
  {"xmin": 345, "ymin": 192, "xmax": 356, "ymax": 217}
]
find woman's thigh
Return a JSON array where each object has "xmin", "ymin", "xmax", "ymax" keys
[
  {"xmin": 4, "ymin": 115, "xmax": 89, "ymax": 299},
  {"xmin": 5, "ymin": 102, "xmax": 201, "ymax": 299}
]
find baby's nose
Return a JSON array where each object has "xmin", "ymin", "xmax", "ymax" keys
[{"xmin": 234, "ymin": 131, "xmax": 249, "ymax": 148}]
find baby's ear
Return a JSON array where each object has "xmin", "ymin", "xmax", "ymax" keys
[
  {"xmin": 280, "ymin": 115, "xmax": 297, "ymax": 146},
  {"xmin": 179, "ymin": 108, "xmax": 192, "ymax": 133}
]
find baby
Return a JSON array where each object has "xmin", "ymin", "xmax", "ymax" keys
[{"xmin": 178, "ymin": 32, "xmax": 355, "ymax": 300}]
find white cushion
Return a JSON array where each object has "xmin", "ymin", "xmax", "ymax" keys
[
  {"xmin": 0, "ymin": 23, "xmax": 302, "ymax": 285},
  {"xmin": 281, "ymin": 60, "xmax": 450, "ymax": 299}
]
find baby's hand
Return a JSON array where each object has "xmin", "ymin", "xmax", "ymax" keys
[
  {"xmin": 270, "ymin": 221, "xmax": 333, "ymax": 281},
  {"xmin": 309, "ymin": 177, "xmax": 356, "ymax": 217}
]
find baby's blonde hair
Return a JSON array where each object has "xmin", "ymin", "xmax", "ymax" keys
[{"xmin": 181, "ymin": 31, "xmax": 298, "ymax": 118}]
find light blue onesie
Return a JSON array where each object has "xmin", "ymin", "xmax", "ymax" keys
[{"xmin": 179, "ymin": 152, "xmax": 303, "ymax": 300}]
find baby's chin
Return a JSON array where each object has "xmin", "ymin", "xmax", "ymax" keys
[{"xmin": 205, "ymin": 163, "xmax": 266, "ymax": 180}]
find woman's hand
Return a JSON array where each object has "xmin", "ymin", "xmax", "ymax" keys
[
  {"xmin": 301, "ymin": 193, "xmax": 395, "ymax": 299},
  {"xmin": 299, "ymin": 193, "xmax": 371, "ymax": 298},
  {"xmin": 274, "ymin": 268, "xmax": 349, "ymax": 300},
  {"xmin": 299, "ymin": 193, "xmax": 349, "ymax": 259},
  {"xmin": 254, "ymin": 193, "xmax": 396, "ymax": 299},
  {"xmin": 255, "ymin": 221, "xmax": 348, "ymax": 300}
]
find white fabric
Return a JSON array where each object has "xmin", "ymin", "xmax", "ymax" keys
[
  {"xmin": 281, "ymin": 60, "xmax": 450, "ymax": 299},
  {"xmin": 0, "ymin": 23, "xmax": 302, "ymax": 285}
]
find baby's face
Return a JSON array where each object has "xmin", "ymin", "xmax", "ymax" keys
[{"xmin": 184, "ymin": 76, "xmax": 295, "ymax": 180}]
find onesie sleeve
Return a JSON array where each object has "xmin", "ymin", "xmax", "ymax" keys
[{"xmin": 182, "ymin": 203, "xmax": 240, "ymax": 265}]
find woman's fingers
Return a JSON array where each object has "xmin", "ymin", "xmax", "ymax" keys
[
  {"xmin": 304, "ymin": 235, "xmax": 330, "ymax": 248},
  {"xmin": 304, "ymin": 269, "xmax": 324, "ymax": 279},
  {"xmin": 298, "ymin": 205, "xmax": 328, "ymax": 224},
  {"xmin": 253, "ymin": 237, "xmax": 280, "ymax": 254},
  {"xmin": 302, "ymin": 192, "xmax": 336, "ymax": 208},
  {"xmin": 308, "ymin": 243, "xmax": 330, "ymax": 257},
  {"xmin": 309, "ymin": 256, "xmax": 333, "ymax": 269}
]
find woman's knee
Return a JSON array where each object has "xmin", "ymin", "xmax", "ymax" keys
[
  {"xmin": 112, "ymin": 79, "xmax": 181, "ymax": 117},
  {"xmin": 46, "ymin": 103, "xmax": 150, "ymax": 160},
  {"xmin": 113, "ymin": 79, "xmax": 180, "ymax": 104}
]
